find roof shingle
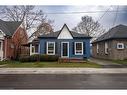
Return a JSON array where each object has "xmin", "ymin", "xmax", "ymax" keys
[
  {"xmin": 92, "ymin": 24, "xmax": 127, "ymax": 43},
  {"xmin": 0, "ymin": 19, "xmax": 22, "ymax": 36}
]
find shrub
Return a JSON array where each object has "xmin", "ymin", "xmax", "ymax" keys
[
  {"xmin": 19, "ymin": 54, "xmax": 59, "ymax": 62},
  {"xmin": 29, "ymin": 54, "xmax": 40, "ymax": 62},
  {"xmin": 19, "ymin": 56, "xmax": 30, "ymax": 62},
  {"xmin": 40, "ymin": 54, "xmax": 59, "ymax": 62}
]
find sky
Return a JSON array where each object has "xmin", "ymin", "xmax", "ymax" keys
[{"xmin": 35, "ymin": 5, "xmax": 127, "ymax": 31}]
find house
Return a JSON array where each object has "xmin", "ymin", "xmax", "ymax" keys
[
  {"xmin": 92, "ymin": 24, "xmax": 127, "ymax": 60},
  {"xmin": 30, "ymin": 24, "xmax": 91, "ymax": 59},
  {"xmin": 0, "ymin": 19, "xmax": 28, "ymax": 60}
]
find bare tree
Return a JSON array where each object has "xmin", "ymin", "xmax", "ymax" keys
[
  {"xmin": 29, "ymin": 21, "xmax": 54, "ymax": 39},
  {"xmin": 0, "ymin": 6, "xmax": 53, "ymax": 33},
  {"xmin": 73, "ymin": 16, "xmax": 105, "ymax": 39},
  {"xmin": 0, "ymin": 5, "xmax": 54, "ymax": 59}
]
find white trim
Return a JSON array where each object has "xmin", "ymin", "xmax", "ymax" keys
[
  {"xmin": 61, "ymin": 42, "xmax": 69, "ymax": 58},
  {"xmin": 46, "ymin": 42, "xmax": 55, "ymax": 55},
  {"xmin": 97, "ymin": 43, "xmax": 99, "ymax": 54},
  {"xmin": 0, "ymin": 40, "xmax": 3, "ymax": 61},
  {"xmin": 74, "ymin": 42, "xmax": 83, "ymax": 55},
  {"xmin": 105, "ymin": 42, "xmax": 108, "ymax": 54},
  {"xmin": 30, "ymin": 44, "xmax": 39, "ymax": 55},
  {"xmin": 57, "ymin": 25, "xmax": 73, "ymax": 39},
  {"xmin": 117, "ymin": 43, "xmax": 124, "ymax": 49}
]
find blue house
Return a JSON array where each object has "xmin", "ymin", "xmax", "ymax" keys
[{"xmin": 30, "ymin": 24, "xmax": 91, "ymax": 59}]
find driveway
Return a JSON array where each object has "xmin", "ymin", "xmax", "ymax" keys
[{"xmin": 89, "ymin": 58, "xmax": 125, "ymax": 68}]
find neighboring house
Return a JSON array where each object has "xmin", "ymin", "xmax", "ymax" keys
[
  {"xmin": 92, "ymin": 24, "xmax": 127, "ymax": 60},
  {"xmin": 30, "ymin": 24, "xmax": 91, "ymax": 59},
  {"xmin": 0, "ymin": 19, "xmax": 28, "ymax": 60}
]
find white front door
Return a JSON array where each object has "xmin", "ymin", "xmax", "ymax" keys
[
  {"xmin": 61, "ymin": 42, "xmax": 69, "ymax": 58},
  {"xmin": 0, "ymin": 40, "xmax": 3, "ymax": 61}
]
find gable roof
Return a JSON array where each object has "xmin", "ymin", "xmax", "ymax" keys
[
  {"xmin": 0, "ymin": 19, "xmax": 22, "ymax": 36},
  {"xmin": 92, "ymin": 24, "xmax": 127, "ymax": 43},
  {"xmin": 39, "ymin": 24, "xmax": 91, "ymax": 39}
]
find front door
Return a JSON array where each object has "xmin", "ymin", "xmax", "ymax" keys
[
  {"xmin": 0, "ymin": 40, "xmax": 3, "ymax": 61},
  {"xmin": 61, "ymin": 42, "xmax": 69, "ymax": 58}
]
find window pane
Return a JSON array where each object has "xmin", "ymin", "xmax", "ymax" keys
[
  {"xmin": 48, "ymin": 43, "xmax": 54, "ymax": 50},
  {"xmin": 32, "ymin": 47, "xmax": 34, "ymax": 53},
  {"xmin": 47, "ymin": 42, "xmax": 55, "ymax": 55},
  {"xmin": 35, "ymin": 45, "xmax": 38, "ymax": 52},
  {"xmin": 76, "ymin": 43, "xmax": 82, "ymax": 50}
]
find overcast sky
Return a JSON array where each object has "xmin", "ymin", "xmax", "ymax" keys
[{"xmin": 35, "ymin": 5, "xmax": 127, "ymax": 31}]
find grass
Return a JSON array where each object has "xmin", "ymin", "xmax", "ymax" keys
[
  {"xmin": 112, "ymin": 59, "xmax": 127, "ymax": 65},
  {"xmin": 0, "ymin": 61, "xmax": 101, "ymax": 68}
]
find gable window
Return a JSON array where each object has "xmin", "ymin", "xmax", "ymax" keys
[
  {"xmin": 105, "ymin": 42, "xmax": 108, "ymax": 54},
  {"xmin": 97, "ymin": 44, "xmax": 99, "ymax": 54},
  {"xmin": 75, "ymin": 42, "xmax": 83, "ymax": 55},
  {"xmin": 117, "ymin": 43, "xmax": 124, "ymax": 49},
  {"xmin": 47, "ymin": 42, "xmax": 55, "ymax": 55}
]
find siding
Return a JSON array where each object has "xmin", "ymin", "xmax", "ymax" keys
[
  {"xmin": 39, "ymin": 38, "xmax": 91, "ymax": 59},
  {"xmin": 92, "ymin": 39, "xmax": 127, "ymax": 60}
]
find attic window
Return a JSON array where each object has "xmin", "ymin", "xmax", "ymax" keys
[{"xmin": 117, "ymin": 43, "xmax": 124, "ymax": 49}]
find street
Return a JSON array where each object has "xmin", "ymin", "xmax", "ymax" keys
[{"xmin": 0, "ymin": 74, "xmax": 127, "ymax": 89}]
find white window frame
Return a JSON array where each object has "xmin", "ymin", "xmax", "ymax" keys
[
  {"xmin": 117, "ymin": 43, "xmax": 124, "ymax": 49},
  {"xmin": 105, "ymin": 42, "xmax": 108, "ymax": 54},
  {"xmin": 75, "ymin": 42, "xmax": 83, "ymax": 55},
  {"xmin": 97, "ymin": 43, "xmax": 99, "ymax": 54},
  {"xmin": 47, "ymin": 42, "xmax": 55, "ymax": 55},
  {"xmin": 30, "ymin": 44, "xmax": 39, "ymax": 55}
]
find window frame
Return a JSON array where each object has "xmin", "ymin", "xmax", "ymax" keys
[
  {"xmin": 97, "ymin": 43, "xmax": 99, "ymax": 54},
  {"xmin": 74, "ymin": 42, "xmax": 83, "ymax": 55},
  {"xmin": 47, "ymin": 42, "xmax": 55, "ymax": 55},
  {"xmin": 105, "ymin": 42, "xmax": 108, "ymax": 54},
  {"xmin": 117, "ymin": 43, "xmax": 124, "ymax": 49}
]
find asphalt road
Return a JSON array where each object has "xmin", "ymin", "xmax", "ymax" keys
[{"xmin": 0, "ymin": 74, "xmax": 127, "ymax": 89}]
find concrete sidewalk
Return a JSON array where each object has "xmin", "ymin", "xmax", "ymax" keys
[{"xmin": 0, "ymin": 68, "xmax": 127, "ymax": 74}]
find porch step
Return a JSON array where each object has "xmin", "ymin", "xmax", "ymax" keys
[{"xmin": 58, "ymin": 58, "xmax": 87, "ymax": 63}]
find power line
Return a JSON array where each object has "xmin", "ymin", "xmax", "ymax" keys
[
  {"xmin": 112, "ymin": 6, "xmax": 119, "ymax": 27},
  {"xmin": 44, "ymin": 10, "xmax": 127, "ymax": 14}
]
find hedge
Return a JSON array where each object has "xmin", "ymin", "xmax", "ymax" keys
[{"xmin": 19, "ymin": 54, "xmax": 59, "ymax": 62}]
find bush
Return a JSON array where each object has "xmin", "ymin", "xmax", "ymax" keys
[
  {"xmin": 19, "ymin": 56, "xmax": 30, "ymax": 62},
  {"xmin": 19, "ymin": 54, "xmax": 59, "ymax": 62},
  {"xmin": 40, "ymin": 54, "xmax": 59, "ymax": 62}
]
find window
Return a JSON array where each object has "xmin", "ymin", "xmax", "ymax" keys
[
  {"xmin": 105, "ymin": 42, "xmax": 108, "ymax": 54},
  {"xmin": 75, "ymin": 42, "xmax": 83, "ymax": 55},
  {"xmin": 97, "ymin": 44, "xmax": 99, "ymax": 53},
  {"xmin": 0, "ymin": 41, "xmax": 1, "ymax": 50},
  {"xmin": 117, "ymin": 43, "xmax": 124, "ymax": 49},
  {"xmin": 35, "ymin": 45, "xmax": 39, "ymax": 53},
  {"xmin": 31, "ymin": 45, "xmax": 35, "ymax": 53},
  {"xmin": 47, "ymin": 42, "xmax": 55, "ymax": 55}
]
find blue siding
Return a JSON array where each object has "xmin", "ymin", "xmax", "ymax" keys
[{"xmin": 39, "ymin": 38, "xmax": 91, "ymax": 59}]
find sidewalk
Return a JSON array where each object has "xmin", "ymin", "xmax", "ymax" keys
[{"xmin": 0, "ymin": 68, "xmax": 127, "ymax": 74}]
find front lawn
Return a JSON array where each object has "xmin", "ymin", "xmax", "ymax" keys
[
  {"xmin": 0, "ymin": 61, "xmax": 101, "ymax": 68},
  {"xmin": 112, "ymin": 60, "xmax": 127, "ymax": 65}
]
